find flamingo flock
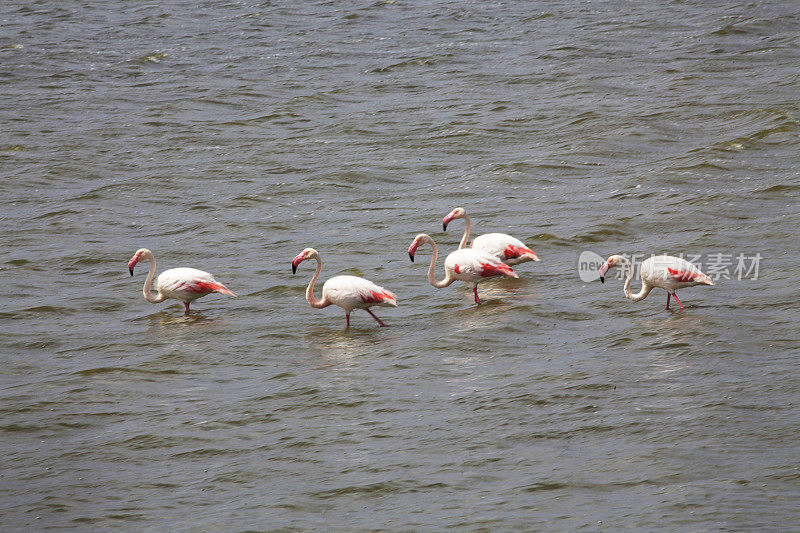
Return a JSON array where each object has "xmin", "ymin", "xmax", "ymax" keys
[{"xmin": 127, "ymin": 207, "xmax": 715, "ymax": 325}]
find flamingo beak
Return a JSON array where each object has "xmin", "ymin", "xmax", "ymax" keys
[
  {"xmin": 598, "ymin": 260, "xmax": 610, "ymax": 283},
  {"xmin": 127, "ymin": 256, "xmax": 139, "ymax": 276},
  {"xmin": 442, "ymin": 214, "xmax": 454, "ymax": 231},
  {"xmin": 407, "ymin": 243, "xmax": 418, "ymax": 262},
  {"xmin": 291, "ymin": 253, "xmax": 304, "ymax": 274}
]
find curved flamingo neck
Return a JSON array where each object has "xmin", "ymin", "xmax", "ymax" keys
[
  {"xmin": 458, "ymin": 213, "xmax": 472, "ymax": 249},
  {"xmin": 424, "ymin": 239, "xmax": 454, "ymax": 288},
  {"xmin": 306, "ymin": 255, "xmax": 330, "ymax": 309},
  {"xmin": 141, "ymin": 252, "xmax": 166, "ymax": 303},
  {"xmin": 621, "ymin": 257, "xmax": 652, "ymax": 302}
]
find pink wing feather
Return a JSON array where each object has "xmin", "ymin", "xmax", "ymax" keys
[
  {"xmin": 502, "ymin": 243, "xmax": 536, "ymax": 260},
  {"xmin": 667, "ymin": 268, "xmax": 702, "ymax": 283},
  {"xmin": 358, "ymin": 288, "xmax": 397, "ymax": 305},
  {"xmin": 479, "ymin": 261, "xmax": 516, "ymax": 278}
]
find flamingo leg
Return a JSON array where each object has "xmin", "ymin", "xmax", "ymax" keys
[
  {"xmin": 665, "ymin": 292, "xmax": 671, "ymax": 310},
  {"xmin": 672, "ymin": 292, "xmax": 684, "ymax": 309},
  {"xmin": 184, "ymin": 302, "xmax": 191, "ymax": 315},
  {"xmin": 473, "ymin": 286, "xmax": 481, "ymax": 305},
  {"xmin": 345, "ymin": 312, "xmax": 350, "ymax": 328},
  {"xmin": 366, "ymin": 309, "xmax": 388, "ymax": 327}
]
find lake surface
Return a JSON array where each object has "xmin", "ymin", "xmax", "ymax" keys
[{"xmin": 2, "ymin": 0, "xmax": 799, "ymax": 530}]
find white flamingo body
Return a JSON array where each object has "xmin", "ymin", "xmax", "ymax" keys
[
  {"xmin": 292, "ymin": 248, "xmax": 396, "ymax": 327},
  {"xmin": 127, "ymin": 249, "xmax": 236, "ymax": 314},
  {"xmin": 321, "ymin": 275, "xmax": 398, "ymax": 314},
  {"xmin": 408, "ymin": 233, "xmax": 518, "ymax": 304},
  {"xmin": 599, "ymin": 254, "xmax": 714, "ymax": 310},
  {"xmin": 471, "ymin": 233, "xmax": 537, "ymax": 266},
  {"xmin": 154, "ymin": 268, "xmax": 228, "ymax": 303},
  {"xmin": 640, "ymin": 255, "xmax": 712, "ymax": 293},
  {"xmin": 443, "ymin": 207, "xmax": 539, "ymax": 266},
  {"xmin": 443, "ymin": 247, "xmax": 514, "ymax": 284}
]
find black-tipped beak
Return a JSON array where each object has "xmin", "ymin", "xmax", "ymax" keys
[
  {"xmin": 600, "ymin": 276, "xmax": 605, "ymax": 283},
  {"xmin": 129, "ymin": 268, "xmax": 134, "ymax": 276},
  {"xmin": 408, "ymin": 252, "xmax": 415, "ymax": 262},
  {"xmin": 292, "ymin": 264, "xmax": 297, "ymax": 275},
  {"xmin": 443, "ymin": 222, "xmax": 448, "ymax": 231}
]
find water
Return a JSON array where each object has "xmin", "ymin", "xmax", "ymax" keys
[{"xmin": 2, "ymin": 0, "xmax": 799, "ymax": 530}]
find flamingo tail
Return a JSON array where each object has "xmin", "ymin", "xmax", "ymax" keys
[{"xmin": 211, "ymin": 282, "xmax": 236, "ymax": 296}]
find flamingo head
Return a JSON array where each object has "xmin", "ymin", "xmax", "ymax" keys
[
  {"xmin": 442, "ymin": 207, "xmax": 466, "ymax": 231},
  {"xmin": 407, "ymin": 233, "xmax": 431, "ymax": 262},
  {"xmin": 598, "ymin": 254, "xmax": 624, "ymax": 283},
  {"xmin": 292, "ymin": 248, "xmax": 317, "ymax": 274},
  {"xmin": 127, "ymin": 248, "xmax": 151, "ymax": 276}
]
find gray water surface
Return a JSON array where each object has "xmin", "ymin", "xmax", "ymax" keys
[{"xmin": 2, "ymin": 0, "xmax": 799, "ymax": 530}]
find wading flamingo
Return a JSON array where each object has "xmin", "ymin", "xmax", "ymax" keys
[
  {"xmin": 442, "ymin": 207, "xmax": 539, "ymax": 266},
  {"xmin": 599, "ymin": 254, "xmax": 714, "ymax": 310},
  {"xmin": 127, "ymin": 248, "xmax": 236, "ymax": 314},
  {"xmin": 407, "ymin": 233, "xmax": 518, "ymax": 305},
  {"xmin": 291, "ymin": 248, "xmax": 397, "ymax": 327}
]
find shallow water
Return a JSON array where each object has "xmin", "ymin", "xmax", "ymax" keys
[{"xmin": 2, "ymin": 0, "xmax": 799, "ymax": 530}]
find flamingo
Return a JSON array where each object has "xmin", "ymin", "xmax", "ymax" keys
[
  {"xmin": 442, "ymin": 207, "xmax": 539, "ymax": 266},
  {"xmin": 127, "ymin": 248, "xmax": 236, "ymax": 314},
  {"xmin": 291, "ymin": 248, "xmax": 397, "ymax": 327},
  {"xmin": 598, "ymin": 254, "xmax": 714, "ymax": 310},
  {"xmin": 407, "ymin": 233, "xmax": 518, "ymax": 305}
]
